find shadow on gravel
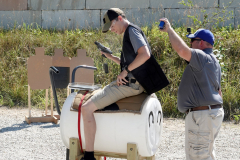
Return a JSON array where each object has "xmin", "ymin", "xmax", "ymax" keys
[
  {"xmin": 0, "ymin": 121, "xmax": 59, "ymax": 133},
  {"xmin": 40, "ymin": 124, "xmax": 60, "ymax": 128}
]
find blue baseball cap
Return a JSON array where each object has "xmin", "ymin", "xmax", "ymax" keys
[{"xmin": 186, "ymin": 29, "xmax": 214, "ymax": 46}]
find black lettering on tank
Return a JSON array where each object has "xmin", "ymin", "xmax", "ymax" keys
[
  {"xmin": 157, "ymin": 111, "xmax": 161, "ymax": 125},
  {"xmin": 148, "ymin": 111, "xmax": 154, "ymax": 127}
]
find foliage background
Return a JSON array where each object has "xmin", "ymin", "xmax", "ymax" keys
[
  {"xmin": 0, "ymin": 23, "xmax": 239, "ymax": 120},
  {"xmin": 0, "ymin": 0, "xmax": 240, "ymax": 120}
]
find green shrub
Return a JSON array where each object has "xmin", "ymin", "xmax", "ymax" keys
[{"xmin": 0, "ymin": 24, "xmax": 239, "ymax": 119}]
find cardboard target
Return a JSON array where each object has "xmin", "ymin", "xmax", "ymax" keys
[
  {"xmin": 52, "ymin": 49, "xmax": 71, "ymax": 88},
  {"xmin": 70, "ymin": 49, "xmax": 94, "ymax": 84},
  {"xmin": 52, "ymin": 49, "xmax": 70, "ymax": 67},
  {"xmin": 27, "ymin": 47, "xmax": 52, "ymax": 89}
]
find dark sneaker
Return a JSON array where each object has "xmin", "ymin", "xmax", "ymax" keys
[{"xmin": 80, "ymin": 157, "xmax": 96, "ymax": 160}]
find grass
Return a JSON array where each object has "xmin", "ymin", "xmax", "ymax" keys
[{"xmin": 0, "ymin": 24, "xmax": 239, "ymax": 120}]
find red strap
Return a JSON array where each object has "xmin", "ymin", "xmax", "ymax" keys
[{"xmin": 78, "ymin": 90, "xmax": 89, "ymax": 154}]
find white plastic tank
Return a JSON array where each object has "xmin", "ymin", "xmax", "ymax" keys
[{"xmin": 60, "ymin": 92, "xmax": 163, "ymax": 157}]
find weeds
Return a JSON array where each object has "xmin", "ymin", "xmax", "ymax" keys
[
  {"xmin": 233, "ymin": 114, "xmax": 240, "ymax": 124},
  {"xmin": 0, "ymin": 23, "xmax": 239, "ymax": 119}
]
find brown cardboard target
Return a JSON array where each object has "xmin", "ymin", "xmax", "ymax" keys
[
  {"xmin": 52, "ymin": 49, "xmax": 71, "ymax": 88},
  {"xmin": 70, "ymin": 49, "xmax": 94, "ymax": 84},
  {"xmin": 27, "ymin": 47, "xmax": 52, "ymax": 89},
  {"xmin": 52, "ymin": 49, "xmax": 70, "ymax": 67}
]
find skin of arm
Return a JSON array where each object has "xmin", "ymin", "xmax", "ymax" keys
[
  {"xmin": 128, "ymin": 45, "xmax": 151, "ymax": 72},
  {"xmin": 116, "ymin": 45, "xmax": 151, "ymax": 86},
  {"xmin": 159, "ymin": 18, "xmax": 192, "ymax": 61},
  {"xmin": 108, "ymin": 45, "xmax": 150, "ymax": 86},
  {"xmin": 101, "ymin": 51, "xmax": 121, "ymax": 65}
]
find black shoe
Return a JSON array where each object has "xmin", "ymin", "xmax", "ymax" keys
[
  {"xmin": 81, "ymin": 151, "xmax": 96, "ymax": 160},
  {"xmin": 80, "ymin": 157, "xmax": 96, "ymax": 160}
]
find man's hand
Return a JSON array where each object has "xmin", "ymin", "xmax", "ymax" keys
[
  {"xmin": 159, "ymin": 18, "xmax": 172, "ymax": 33},
  {"xmin": 101, "ymin": 50, "xmax": 112, "ymax": 59},
  {"xmin": 100, "ymin": 50, "xmax": 121, "ymax": 65},
  {"xmin": 116, "ymin": 70, "xmax": 128, "ymax": 86},
  {"xmin": 158, "ymin": 17, "xmax": 191, "ymax": 61}
]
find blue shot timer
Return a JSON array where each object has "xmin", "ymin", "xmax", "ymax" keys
[{"xmin": 159, "ymin": 21, "xmax": 165, "ymax": 29}]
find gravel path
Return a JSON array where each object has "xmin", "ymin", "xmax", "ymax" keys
[{"xmin": 0, "ymin": 106, "xmax": 239, "ymax": 160}]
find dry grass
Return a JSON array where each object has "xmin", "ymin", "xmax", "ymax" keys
[{"xmin": 0, "ymin": 23, "xmax": 239, "ymax": 119}]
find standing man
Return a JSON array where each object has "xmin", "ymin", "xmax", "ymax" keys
[
  {"xmin": 159, "ymin": 18, "xmax": 224, "ymax": 160},
  {"xmin": 80, "ymin": 9, "xmax": 169, "ymax": 160}
]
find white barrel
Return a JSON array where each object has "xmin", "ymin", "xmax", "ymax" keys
[{"xmin": 60, "ymin": 92, "xmax": 163, "ymax": 157}]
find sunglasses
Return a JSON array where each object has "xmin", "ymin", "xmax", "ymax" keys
[{"xmin": 191, "ymin": 38, "xmax": 202, "ymax": 43}]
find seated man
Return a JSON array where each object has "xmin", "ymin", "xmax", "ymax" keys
[{"xmin": 80, "ymin": 8, "xmax": 168, "ymax": 160}]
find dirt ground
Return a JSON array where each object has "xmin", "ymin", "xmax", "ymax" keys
[{"xmin": 0, "ymin": 106, "xmax": 239, "ymax": 160}]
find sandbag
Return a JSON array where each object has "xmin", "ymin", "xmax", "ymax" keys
[{"xmin": 71, "ymin": 89, "xmax": 101, "ymax": 110}]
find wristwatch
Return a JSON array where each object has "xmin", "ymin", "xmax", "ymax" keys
[{"xmin": 125, "ymin": 66, "xmax": 131, "ymax": 73}]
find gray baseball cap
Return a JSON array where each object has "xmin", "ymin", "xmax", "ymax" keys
[{"xmin": 102, "ymin": 8, "xmax": 125, "ymax": 33}]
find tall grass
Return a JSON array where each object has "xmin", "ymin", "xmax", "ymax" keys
[{"xmin": 0, "ymin": 24, "xmax": 239, "ymax": 119}]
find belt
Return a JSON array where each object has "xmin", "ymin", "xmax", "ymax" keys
[{"xmin": 186, "ymin": 104, "xmax": 222, "ymax": 114}]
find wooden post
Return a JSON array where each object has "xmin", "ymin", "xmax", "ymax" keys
[
  {"xmin": 28, "ymin": 84, "xmax": 31, "ymax": 117},
  {"xmin": 45, "ymin": 89, "xmax": 48, "ymax": 115},
  {"xmin": 25, "ymin": 85, "xmax": 59, "ymax": 124},
  {"xmin": 42, "ymin": 85, "xmax": 60, "ymax": 121},
  {"xmin": 50, "ymin": 85, "xmax": 53, "ymax": 117},
  {"xmin": 25, "ymin": 84, "xmax": 32, "ymax": 124},
  {"xmin": 67, "ymin": 85, "xmax": 70, "ymax": 97},
  {"xmin": 69, "ymin": 138, "xmax": 155, "ymax": 160},
  {"xmin": 69, "ymin": 138, "xmax": 83, "ymax": 160},
  {"xmin": 146, "ymin": 155, "xmax": 155, "ymax": 160},
  {"xmin": 127, "ymin": 143, "xmax": 138, "ymax": 160}
]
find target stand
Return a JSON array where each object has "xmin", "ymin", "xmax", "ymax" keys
[
  {"xmin": 69, "ymin": 138, "xmax": 155, "ymax": 160},
  {"xmin": 25, "ymin": 84, "xmax": 60, "ymax": 124},
  {"xmin": 25, "ymin": 48, "xmax": 60, "ymax": 124}
]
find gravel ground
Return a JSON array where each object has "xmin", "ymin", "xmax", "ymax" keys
[{"xmin": 0, "ymin": 106, "xmax": 239, "ymax": 160}]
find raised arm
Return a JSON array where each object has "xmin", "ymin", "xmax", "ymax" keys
[{"xmin": 159, "ymin": 18, "xmax": 192, "ymax": 61}]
